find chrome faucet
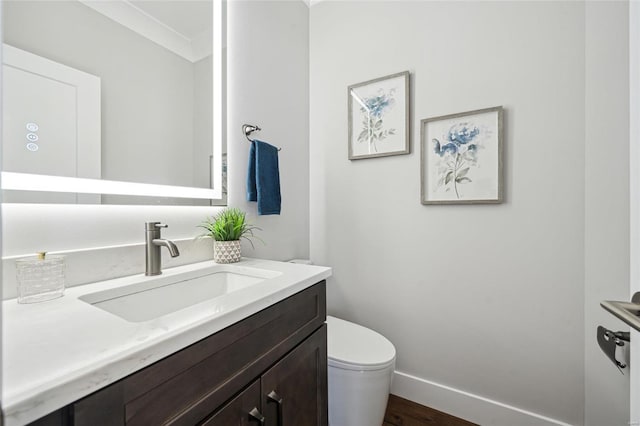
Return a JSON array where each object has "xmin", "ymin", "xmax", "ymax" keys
[{"xmin": 145, "ymin": 222, "xmax": 180, "ymax": 276}]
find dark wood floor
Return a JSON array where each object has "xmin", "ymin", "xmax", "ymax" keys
[{"xmin": 383, "ymin": 394, "xmax": 478, "ymax": 426}]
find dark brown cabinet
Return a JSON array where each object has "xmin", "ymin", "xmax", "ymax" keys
[
  {"xmin": 30, "ymin": 282, "xmax": 327, "ymax": 426},
  {"xmin": 201, "ymin": 380, "xmax": 262, "ymax": 426},
  {"xmin": 261, "ymin": 328, "xmax": 327, "ymax": 426},
  {"xmin": 202, "ymin": 327, "xmax": 327, "ymax": 426}
]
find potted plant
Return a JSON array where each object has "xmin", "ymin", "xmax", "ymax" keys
[{"xmin": 198, "ymin": 208, "xmax": 261, "ymax": 263}]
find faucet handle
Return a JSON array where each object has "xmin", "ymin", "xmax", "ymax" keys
[{"xmin": 145, "ymin": 222, "xmax": 168, "ymax": 230}]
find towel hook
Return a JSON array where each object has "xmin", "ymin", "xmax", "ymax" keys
[
  {"xmin": 242, "ymin": 124, "xmax": 281, "ymax": 151},
  {"xmin": 242, "ymin": 124, "xmax": 260, "ymax": 142}
]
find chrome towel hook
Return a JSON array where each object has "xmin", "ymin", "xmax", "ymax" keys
[
  {"xmin": 241, "ymin": 124, "xmax": 281, "ymax": 151},
  {"xmin": 242, "ymin": 124, "xmax": 261, "ymax": 142}
]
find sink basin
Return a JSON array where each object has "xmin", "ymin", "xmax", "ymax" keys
[{"xmin": 80, "ymin": 266, "xmax": 281, "ymax": 322}]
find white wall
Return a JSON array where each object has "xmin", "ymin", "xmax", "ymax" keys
[
  {"xmin": 1, "ymin": 0, "xmax": 4, "ymax": 406},
  {"xmin": 630, "ymin": 2, "xmax": 640, "ymax": 422},
  {"xmin": 310, "ymin": 1, "xmax": 587, "ymax": 424},
  {"xmin": 2, "ymin": 0, "xmax": 310, "ymax": 294},
  {"xmin": 227, "ymin": 0, "xmax": 310, "ymax": 261},
  {"xmin": 584, "ymin": 2, "xmax": 630, "ymax": 425}
]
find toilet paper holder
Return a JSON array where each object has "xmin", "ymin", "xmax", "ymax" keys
[{"xmin": 597, "ymin": 325, "xmax": 630, "ymax": 373}]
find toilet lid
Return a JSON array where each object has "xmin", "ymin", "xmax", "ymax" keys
[{"xmin": 327, "ymin": 316, "xmax": 396, "ymax": 371}]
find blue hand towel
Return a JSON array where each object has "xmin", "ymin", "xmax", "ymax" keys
[{"xmin": 247, "ymin": 140, "xmax": 281, "ymax": 215}]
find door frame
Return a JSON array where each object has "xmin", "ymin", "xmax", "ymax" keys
[{"xmin": 629, "ymin": 0, "xmax": 639, "ymax": 422}]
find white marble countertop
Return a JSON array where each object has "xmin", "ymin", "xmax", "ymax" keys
[{"xmin": 2, "ymin": 258, "xmax": 331, "ymax": 426}]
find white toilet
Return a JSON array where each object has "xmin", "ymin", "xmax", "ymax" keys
[{"xmin": 326, "ymin": 315, "xmax": 396, "ymax": 426}]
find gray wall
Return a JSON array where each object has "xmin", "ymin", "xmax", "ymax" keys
[
  {"xmin": 0, "ymin": 0, "xmax": 4, "ymax": 407},
  {"xmin": 227, "ymin": 0, "xmax": 310, "ymax": 261},
  {"xmin": 310, "ymin": 1, "xmax": 587, "ymax": 424},
  {"xmin": 584, "ymin": 2, "xmax": 630, "ymax": 425}
]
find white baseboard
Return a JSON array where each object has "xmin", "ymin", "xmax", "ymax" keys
[{"xmin": 391, "ymin": 371, "xmax": 573, "ymax": 426}]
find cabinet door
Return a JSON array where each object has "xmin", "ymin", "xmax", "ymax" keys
[
  {"xmin": 261, "ymin": 325, "xmax": 327, "ymax": 426},
  {"xmin": 27, "ymin": 408, "xmax": 71, "ymax": 426},
  {"xmin": 201, "ymin": 380, "xmax": 264, "ymax": 426}
]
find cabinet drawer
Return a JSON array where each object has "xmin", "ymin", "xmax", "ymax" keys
[{"xmin": 121, "ymin": 281, "xmax": 326, "ymax": 425}]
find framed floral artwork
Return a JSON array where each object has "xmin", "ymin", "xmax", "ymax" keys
[
  {"xmin": 420, "ymin": 106, "xmax": 504, "ymax": 204},
  {"xmin": 348, "ymin": 71, "xmax": 410, "ymax": 160}
]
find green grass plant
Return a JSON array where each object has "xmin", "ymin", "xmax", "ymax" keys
[{"xmin": 199, "ymin": 208, "xmax": 262, "ymax": 248}]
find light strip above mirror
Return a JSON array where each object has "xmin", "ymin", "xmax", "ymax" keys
[{"xmin": 2, "ymin": 172, "xmax": 219, "ymax": 199}]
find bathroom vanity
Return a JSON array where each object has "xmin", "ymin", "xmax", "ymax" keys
[{"xmin": 2, "ymin": 259, "xmax": 331, "ymax": 426}]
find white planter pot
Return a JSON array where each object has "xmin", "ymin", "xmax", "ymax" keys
[{"xmin": 213, "ymin": 240, "xmax": 242, "ymax": 263}]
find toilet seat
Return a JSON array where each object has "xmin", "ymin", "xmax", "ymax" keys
[{"xmin": 327, "ymin": 316, "xmax": 396, "ymax": 371}]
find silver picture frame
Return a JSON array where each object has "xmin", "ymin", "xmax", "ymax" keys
[
  {"xmin": 348, "ymin": 71, "xmax": 410, "ymax": 160},
  {"xmin": 420, "ymin": 106, "xmax": 504, "ymax": 205}
]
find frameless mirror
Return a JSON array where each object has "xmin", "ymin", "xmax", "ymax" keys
[{"xmin": 1, "ymin": 0, "xmax": 226, "ymax": 205}]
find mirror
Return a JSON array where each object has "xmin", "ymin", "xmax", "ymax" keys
[{"xmin": 1, "ymin": 0, "xmax": 225, "ymax": 205}]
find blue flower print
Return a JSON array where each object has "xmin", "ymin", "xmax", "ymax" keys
[
  {"xmin": 356, "ymin": 88, "xmax": 397, "ymax": 152},
  {"xmin": 365, "ymin": 95, "xmax": 393, "ymax": 118},
  {"xmin": 433, "ymin": 140, "xmax": 458, "ymax": 156},
  {"xmin": 447, "ymin": 123, "xmax": 480, "ymax": 145},
  {"xmin": 433, "ymin": 122, "xmax": 482, "ymax": 199}
]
